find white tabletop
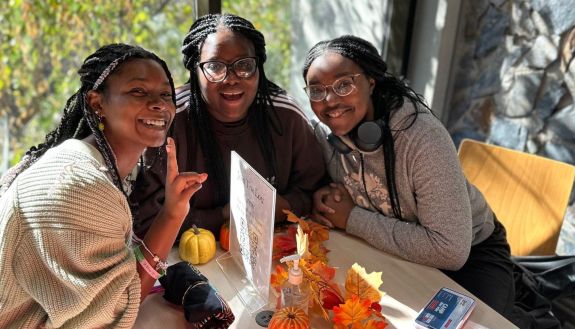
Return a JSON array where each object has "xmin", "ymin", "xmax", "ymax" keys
[{"xmin": 135, "ymin": 230, "xmax": 518, "ymax": 329}]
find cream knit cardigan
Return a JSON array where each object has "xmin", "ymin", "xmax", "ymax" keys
[{"xmin": 0, "ymin": 139, "xmax": 140, "ymax": 328}]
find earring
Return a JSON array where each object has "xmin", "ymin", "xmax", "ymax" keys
[{"xmin": 95, "ymin": 111, "xmax": 104, "ymax": 132}]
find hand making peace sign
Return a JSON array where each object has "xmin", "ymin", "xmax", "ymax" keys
[{"xmin": 162, "ymin": 137, "xmax": 208, "ymax": 222}]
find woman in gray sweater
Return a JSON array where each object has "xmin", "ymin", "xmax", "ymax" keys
[{"xmin": 303, "ymin": 35, "xmax": 515, "ymax": 321}]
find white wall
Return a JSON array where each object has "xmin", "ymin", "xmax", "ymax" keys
[{"xmin": 407, "ymin": 0, "xmax": 462, "ymax": 123}]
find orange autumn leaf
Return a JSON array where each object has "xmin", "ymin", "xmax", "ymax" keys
[
  {"xmin": 306, "ymin": 220, "xmax": 330, "ymax": 242},
  {"xmin": 309, "ymin": 260, "xmax": 336, "ymax": 282},
  {"xmin": 282, "ymin": 210, "xmax": 329, "ymax": 241},
  {"xmin": 345, "ymin": 263, "xmax": 384, "ymax": 302},
  {"xmin": 270, "ymin": 264, "xmax": 288, "ymax": 292},
  {"xmin": 272, "ymin": 234, "xmax": 297, "ymax": 260},
  {"xmin": 370, "ymin": 302, "xmax": 387, "ymax": 321},
  {"xmin": 273, "ymin": 234, "xmax": 297, "ymax": 252},
  {"xmin": 318, "ymin": 281, "xmax": 344, "ymax": 310},
  {"xmin": 280, "ymin": 210, "xmax": 330, "ymax": 261},
  {"xmin": 308, "ymin": 239, "xmax": 329, "ymax": 262},
  {"xmin": 362, "ymin": 319, "xmax": 388, "ymax": 329},
  {"xmin": 299, "ymin": 259, "xmax": 342, "ymax": 319},
  {"xmin": 333, "ymin": 296, "xmax": 372, "ymax": 326},
  {"xmin": 283, "ymin": 209, "xmax": 302, "ymax": 223}
]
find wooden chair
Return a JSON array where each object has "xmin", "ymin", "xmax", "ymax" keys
[{"xmin": 458, "ymin": 139, "xmax": 575, "ymax": 256}]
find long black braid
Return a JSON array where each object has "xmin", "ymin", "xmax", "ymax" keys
[
  {"xmin": 0, "ymin": 43, "xmax": 176, "ymax": 204},
  {"xmin": 181, "ymin": 13, "xmax": 283, "ymax": 204},
  {"xmin": 302, "ymin": 35, "xmax": 430, "ymax": 220}
]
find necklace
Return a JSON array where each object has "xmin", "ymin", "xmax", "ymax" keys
[{"xmin": 122, "ymin": 171, "xmax": 134, "ymax": 195}]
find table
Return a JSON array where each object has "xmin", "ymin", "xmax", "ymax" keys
[{"xmin": 135, "ymin": 230, "xmax": 518, "ymax": 328}]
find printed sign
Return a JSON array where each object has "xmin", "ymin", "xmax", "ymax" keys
[{"xmin": 228, "ymin": 151, "xmax": 276, "ymax": 307}]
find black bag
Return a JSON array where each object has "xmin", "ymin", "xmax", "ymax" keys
[
  {"xmin": 511, "ymin": 255, "xmax": 575, "ymax": 329},
  {"xmin": 513, "ymin": 255, "xmax": 575, "ymax": 301},
  {"xmin": 159, "ymin": 262, "xmax": 235, "ymax": 329}
]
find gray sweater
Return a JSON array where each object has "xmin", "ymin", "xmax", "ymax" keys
[
  {"xmin": 0, "ymin": 139, "xmax": 140, "ymax": 328},
  {"xmin": 314, "ymin": 102, "xmax": 494, "ymax": 270}
]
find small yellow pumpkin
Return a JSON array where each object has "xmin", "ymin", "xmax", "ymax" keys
[
  {"xmin": 268, "ymin": 307, "xmax": 310, "ymax": 329},
  {"xmin": 179, "ymin": 225, "xmax": 216, "ymax": 264}
]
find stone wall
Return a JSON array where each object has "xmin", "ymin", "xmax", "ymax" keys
[{"xmin": 447, "ymin": 0, "xmax": 575, "ymax": 254}]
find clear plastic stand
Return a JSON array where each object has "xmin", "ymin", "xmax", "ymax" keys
[
  {"xmin": 217, "ymin": 152, "xmax": 277, "ymax": 315},
  {"xmin": 216, "ymin": 251, "xmax": 268, "ymax": 313}
]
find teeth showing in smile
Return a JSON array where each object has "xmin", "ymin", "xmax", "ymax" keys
[
  {"xmin": 326, "ymin": 109, "xmax": 347, "ymax": 118},
  {"xmin": 142, "ymin": 119, "xmax": 166, "ymax": 127},
  {"xmin": 222, "ymin": 92, "xmax": 242, "ymax": 97}
]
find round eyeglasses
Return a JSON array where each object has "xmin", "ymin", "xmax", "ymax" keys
[
  {"xmin": 198, "ymin": 57, "xmax": 258, "ymax": 83},
  {"xmin": 304, "ymin": 74, "xmax": 361, "ymax": 102}
]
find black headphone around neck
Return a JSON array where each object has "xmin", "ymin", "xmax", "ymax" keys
[{"xmin": 327, "ymin": 119, "xmax": 384, "ymax": 154}]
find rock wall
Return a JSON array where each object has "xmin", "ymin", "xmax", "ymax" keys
[{"xmin": 447, "ymin": 0, "xmax": 575, "ymax": 254}]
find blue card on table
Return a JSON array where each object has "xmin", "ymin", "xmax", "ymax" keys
[{"xmin": 414, "ymin": 287, "xmax": 475, "ymax": 329}]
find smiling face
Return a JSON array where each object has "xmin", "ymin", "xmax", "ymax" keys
[
  {"xmin": 305, "ymin": 52, "xmax": 375, "ymax": 137},
  {"xmin": 88, "ymin": 58, "xmax": 175, "ymax": 158},
  {"xmin": 197, "ymin": 28, "xmax": 259, "ymax": 122}
]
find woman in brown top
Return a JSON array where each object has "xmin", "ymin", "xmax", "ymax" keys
[{"xmin": 131, "ymin": 14, "xmax": 326, "ymax": 238}]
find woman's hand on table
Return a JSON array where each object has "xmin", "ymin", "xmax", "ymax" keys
[
  {"xmin": 323, "ymin": 183, "xmax": 353, "ymax": 229},
  {"xmin": 312, "ymin": 183, "xmax": 353, "ymax": 229}
]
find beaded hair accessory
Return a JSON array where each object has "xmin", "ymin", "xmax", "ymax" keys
[{"xmin": 92, "ymin": 55, "xmax": 126, "ymax": 90}]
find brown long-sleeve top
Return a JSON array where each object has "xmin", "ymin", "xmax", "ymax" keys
[{"xmin": 131, "ymin": 84, "xmax": 326, "ymax": 238}]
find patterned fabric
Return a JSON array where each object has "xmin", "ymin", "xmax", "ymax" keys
[
  {"xmin": 0, "ymin": 139, "xmax": 140, "ymax": 328},
  {"xmin": 160, "ymin": 262, "xmax": 234, "ymax": 328}
]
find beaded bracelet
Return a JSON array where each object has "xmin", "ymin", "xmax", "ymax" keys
[
  {"xmin": 132, "ymin": 234, "xmax": 168, "ymax": 273},
  {"xmin": 134, "ymin": 245, "xmax": 165, "ymax": 279}
]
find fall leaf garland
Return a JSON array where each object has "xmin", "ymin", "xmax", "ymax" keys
[{"xmin": 272, "ymin": 211, "xmax": 388, "ymax": 328}]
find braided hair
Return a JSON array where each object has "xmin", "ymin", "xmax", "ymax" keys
[
  {"xmin": 302, "ymin": 35, "xmax": 430, "ymax": 220},
  {"xmin": 181, "ymin": 13, "xmax": 283, "ymax": 204},
  {"xmin": 0, "ymin": 43, "xmax": 176, "ymax": 201}
]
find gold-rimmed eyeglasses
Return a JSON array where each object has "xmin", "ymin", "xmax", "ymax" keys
[{"xmin": 304, "ymin": 74, "xmax": 361, "ymax": 102}]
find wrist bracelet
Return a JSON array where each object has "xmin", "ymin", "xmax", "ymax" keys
[
  {"xmin": 134, "ymin": 245, "xmax": 165, "ymax": 279},
  {"xmin": 132, "ymin": 234, "xmax": 169, "ymax": 273}
]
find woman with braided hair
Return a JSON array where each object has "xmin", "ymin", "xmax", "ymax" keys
[
  {"xmin": 0, "ymin": 43, "xmax": 207, "ymax": 328},
  {"xmin": 131, "ymin": 13, "xmax": 325, "ymax": 238},
  {"xmin": 304, "ymin": 35, "xmax": 516, "ymax": 321}
]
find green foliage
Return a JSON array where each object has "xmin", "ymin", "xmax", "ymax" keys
[
  {"xmin": 0, "ymin": 0, "xmax": 193, "ymax": 165},
  {"xmin": 222, "ymin": 0, "xmax": 292, "ymax": 90},
  {"xmin": 0, "ymin": 0, "xmax": 292, "ymax": 167}
]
